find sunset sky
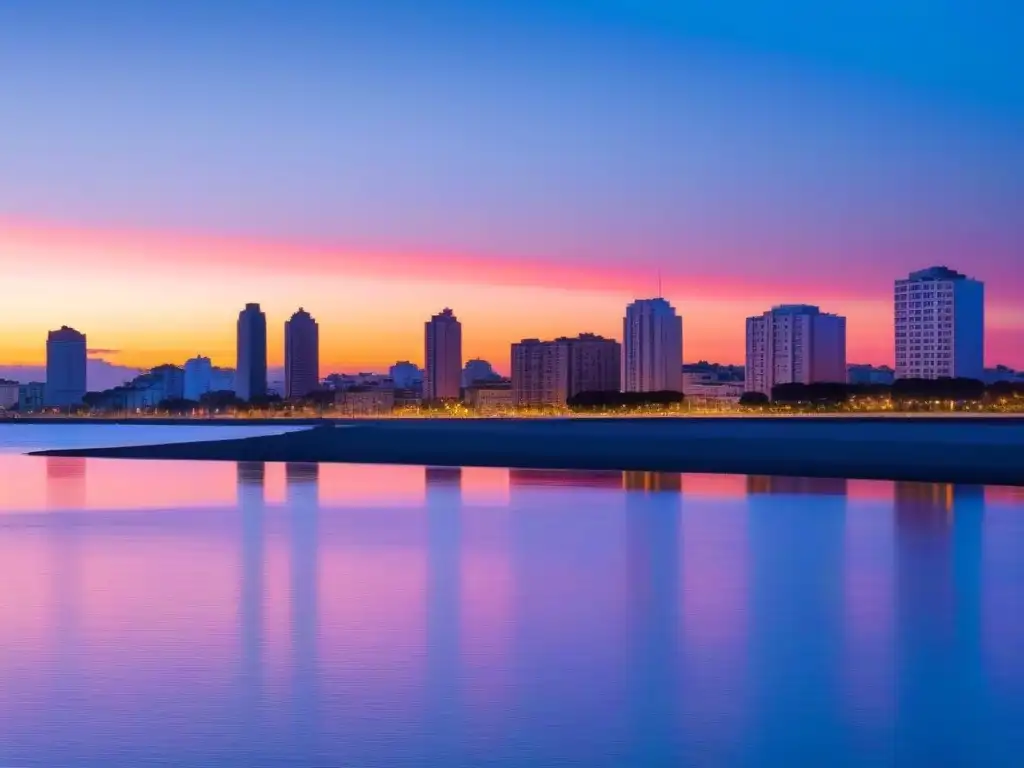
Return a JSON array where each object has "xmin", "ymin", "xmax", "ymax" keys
[{"xmin": 2, "ymin": 0, "xmax": 1022, "ymax": 375}]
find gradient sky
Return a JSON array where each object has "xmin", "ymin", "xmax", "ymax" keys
[{"xmin": 2, "ymin": 0, "xmax": 1022, "ymax": 374}]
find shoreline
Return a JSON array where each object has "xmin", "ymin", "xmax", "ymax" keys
[{"xmin": 30, "ymin": 417, "xmax": 1024, "ymax": 487}]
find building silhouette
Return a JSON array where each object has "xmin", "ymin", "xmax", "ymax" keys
[
  {"xmin": 183, "ymin": 355, "xmax": 213, "ymax": 401},
  {"xmin": 894, "ymin": 266, "xmax": 984, "ymax": 381},
  {"xmin": 623, "ymin": 298, "xmax": 683, "ymax": 393},
  {"xmin": 284, "ymin": 308, "xmax": 320, "ymax": 399},
  {"xmin": 45, "ymin": 325, "xmax": 87, "ymax": 407},
  {"xmin": 389, "ymin": 361, "xmax": 424, "ymax": 391},
  {"xmin": 512, "ymin": 333, "xmax": 620, "ymax": 406},
  {"xmin": 745, "ymin": 304, "xmax": 846, "ymax": 396},
  {"xmin": 236, "ymin": 303, "xmax": 268, "ymax": 401},
  {"xmin": 424, "ymin": 308, "xmax": 462, "ymax": 401},
  {"xmin": 461, "ymin": 358, "xmax": 499, "ymax": 388}
]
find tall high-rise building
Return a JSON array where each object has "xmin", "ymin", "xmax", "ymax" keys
[
  {"xmin": 894, "ymin": 266, "xmax": 984, "ymax": 381},
  {"xmin": 183, "ymin": 355, "xmax": 213, "ymax": 401},
  {"xmin": 45, "ymin": 325, "xmax": 87, "ymax": 407},
  {"xmin": 622, "ymin": 298, "xmax": 683, "ymax": 393},
  {"xmin": 284, "ymin": 308, "xmax": 320, "ymax": 399},
  {"xmin": 512, "ymin": 334, "xmax": 620, "ymax": 406},
  {"xmin": 236, "ymin": 303, "xmax": 268, "ymax": 402},
  {"xmin": 424, "ymin": 308, "xmax": 462, "ymax": 401},
  {"xmin": 745, "ymin": 305, "xmax": 847, "ymax": 396}
]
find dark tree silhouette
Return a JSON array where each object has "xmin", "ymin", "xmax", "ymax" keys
[{"xmin": 738, "ymin": 391, "xmax": 770, "ymax": 407}]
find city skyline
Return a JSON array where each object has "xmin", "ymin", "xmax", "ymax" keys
[
  {"xmin": 2, "ymin": 2, "xmax": 1021, "ymax": 372},
  {"xmin": 2, "ymin": 263, "xmax": 1014, "ymax": 394}
]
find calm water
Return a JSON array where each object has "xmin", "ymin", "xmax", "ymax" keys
[{"xmin": 0, "ymin": 425, "xmax": 1022, "ymax": 766}]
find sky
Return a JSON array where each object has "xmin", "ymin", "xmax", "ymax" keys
[{"xmin": 1, "ymin": 0, "xmax": 1022, "ymax": 377}]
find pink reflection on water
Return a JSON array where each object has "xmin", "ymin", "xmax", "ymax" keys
[{"xmin": 459, "ymin": 508, "xmax": 514, "ymax": 735}]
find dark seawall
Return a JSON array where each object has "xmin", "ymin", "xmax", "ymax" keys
[{"xmin": 31, "ymin": 417, "xmax": 1024, "ymax": 486}]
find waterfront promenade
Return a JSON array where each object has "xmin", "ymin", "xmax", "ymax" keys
[{"xmin": 30, "ymin": 416, "xmax": 1024, "ymax": 487}]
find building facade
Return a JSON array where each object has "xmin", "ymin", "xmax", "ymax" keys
[
  {"xmin": 389, "ymin": 361, "xmax": 424, "ymax": 391},
  {"xmin": 336, "ymin": 386, "xmax": 395, "ymax": 415},
  {"xmin": 745, "ymin": 305, "xmax": 847, "ymax": 396},
  {"xmin": 284, "ymin": 308, "xmax": 320, "ymax": 399},
  {"xmin": 894, "ymin": 266, "xmax": 984, "ymax": 381},
  {"xmin": 464, "ymin": 382, "xmax": 514, "ymax": 412},
  {"xmin": 236, "ymin": 303, "xmax": 268, "ymax": 401},
  {"xmin": 424, "ymin": 308, "xmax": 462, "ymax": 401},
  {"xmin": 183, "ymin": 356, "xmax": 213, "ymax": 401},
  {"xmin": 149, "ymin": 364, "xmax": 185, "ymax": 401},
  {"xmin": 462, "ymin": 358, "xmax": 500, "ymax": 387},
  {"xmin": 847, "ymin": 364, "xmax": 895, "ymax": 386},
  {"xmin": 45, "ymin": 325, "xmax": 87, "ymax": 408},
  {"xmin": 210, "ymin": 367, "xmax": 235, "ymax": 393},
  {"xmin": 18, "ymin": 382, "xmax": 45, "ymax": 413},
  {"xmin": 622, "ymin": 298, "xmax": 683, "ymax": 393},
  {"xmin": 0, "ymin": 379, "xmax": 19, "ymax": 410},
  {"xmin": 511, "ymin": 334, "xmax": 620, "ymax": 407}
]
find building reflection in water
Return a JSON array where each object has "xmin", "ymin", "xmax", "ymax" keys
[
  {"xmin": 622, "ymin": 472, "xmax": 682, "ymax": 493},
  {"xmin": 747, "ymin": 475, "xmax": 849, "ymax": 496},
  {"xmin": 746, "ymin": 471, "xmax": 847, "ymax": 762},
  {"xmin": 625, "ymin": 482, "xmax": 682, "ymax": 762},
  {"xmin": 236, "ymin": 462, "xmax": 266, "ymax": 760},
  {"xmin": 48, "ymin": 458, "xmax": 83, "ymax": 741},
  {"xmin": 508, "ymin": 468, "xmax": 622, "ymax": 489},
  {"xmin": 285, "ymin": 463, "xmax": 320, "ymax": 759},
  {"xmin": 425, "ymin": 466, "xmax": 462, "ymax": 760},
  {"xmin": 426, "ymin": 466, "xmax": 464, "ymax": 488},
  {"xmin": 46, "ymin": 457, "xmax": 87, "ymax": 510},
  {"xmin": 893, "ymin": 481, "xmax": 986, "ymax": 764}
]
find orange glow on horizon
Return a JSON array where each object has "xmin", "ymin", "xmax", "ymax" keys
[{"xmin": 3, "ymin": 217, "xmax": 1021, "ymax": 372}]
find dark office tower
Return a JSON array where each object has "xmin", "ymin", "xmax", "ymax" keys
[
  {"xmin": 236, "ymin": 303, "xmax": 268, "ymax": 401},
  {"xmin": 45, "ymin": 325, "xmax": 87, "ymax": 407},
  {"xmin": 424, "ymin": 308, "xmax": 462, "ymax": 401},
  {"xmin": 284, "ymin": 308, "xmax": 320, "ymax": 400}
]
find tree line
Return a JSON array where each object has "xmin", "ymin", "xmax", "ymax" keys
[{"xmin": 739, "ymin": 378, "xmax": 1024, "ymax": 407}]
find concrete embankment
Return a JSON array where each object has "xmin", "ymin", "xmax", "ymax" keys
[{"xmin": 30, "ymin": 417, "xmax": 1024, "ymax": 486}]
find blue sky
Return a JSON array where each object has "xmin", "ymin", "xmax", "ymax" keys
[{"xmin": 1, "ymin": 0, "xmax": 1022, "ymax": 366}]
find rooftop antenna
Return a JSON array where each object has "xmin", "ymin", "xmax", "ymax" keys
[{"xmin": 657, "ymin": 269, "xmax": 662, "ymax": 298}]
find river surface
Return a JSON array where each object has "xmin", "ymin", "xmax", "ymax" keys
[{"xmin": 0, "ymin": 424, "xmax": 1022, "ymax": 766}]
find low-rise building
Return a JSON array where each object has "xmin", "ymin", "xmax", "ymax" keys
[
  {"xmin": 0, "ymin": 379, "xmax": 20, "ymax": 410},
  {"xmin": 847, "ymin": 364, "xmax": 896, "ymax": 386},
  {"xmin": 512, "ymin": 333, "xmax": 620, "ymax": 407},
  {"xmin": 18, "ymin": 382, "xmax": 45, "ymax": 412},
  {"xmin": 336, "ymin": 386, "xmax": 395, "ymax": 415},
  {"xmin": 464, "ymin": 382, "xmax": 514, "ymax": 412},
  {"xmin": 683, "ymin": 381, "xmax": 745, "ymax": 402}
]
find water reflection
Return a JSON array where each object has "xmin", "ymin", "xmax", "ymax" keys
[
  {"xmin": 509, "ymin": 468, "xmax": 623, "ymax": 489},
  {"xmin": 0, "ymin": 456, "xmax": 1021, "ymax": 766},
  {"xmin": 46, "ymin": 457, "xmax": 87, "ymax": 510},
  {"xmin": 237, "ymin": 461, "xmax": 265, "ymax": 763},
  {"xmin": 622, "ymin": 471, "xmax": 682, "ymax": 492},
  {"xmin": 747, "ymin": 475, "xmax": 848, "ymax": 496}
]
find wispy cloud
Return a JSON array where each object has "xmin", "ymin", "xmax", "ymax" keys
[{"xmin": 87, "ymin": 348, "xmax": 121, "ymax": 356}]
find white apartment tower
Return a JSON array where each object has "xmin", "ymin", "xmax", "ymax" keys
[
  {"xmin": 745, "ymin": 305, "xmax": 847, "ymax": 396},
  {"xmin": 622, "ymin": 298, "xmax": 683, "ymax": 393},
  {"xmin": 894, "ymin": 267, "xmax": 984, "ymax": 380},
  {"xmin": 424, "ymin": 308, "xmax": 462, "ymax": 401}
]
